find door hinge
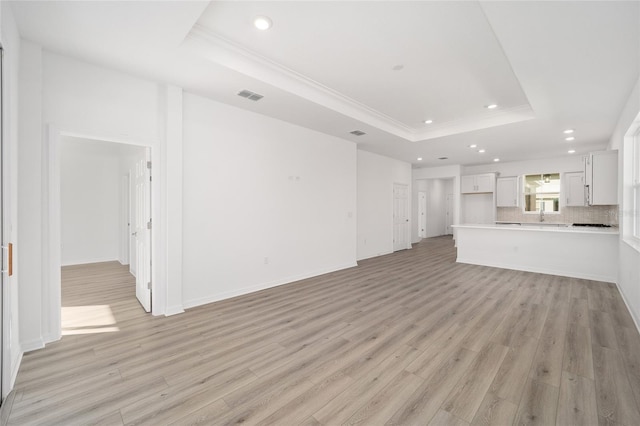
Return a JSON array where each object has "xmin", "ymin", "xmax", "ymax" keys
[
  {"xmin": 146, "ymin": 161, "xmax": 152, "ymax": 169},
  {"xmin": 147, "ymin": 219, "xmax": 152, "ymax": 230},
  {"xmin": 147, "ymin": 281, "xmax": 152, "ymax": 290}
]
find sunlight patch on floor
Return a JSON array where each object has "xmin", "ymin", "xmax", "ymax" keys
[{"xmin": 62, "ymin": 305, "xmax": 120, "ymax": 335}]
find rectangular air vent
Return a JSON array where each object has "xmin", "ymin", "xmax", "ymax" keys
[
  {"xmin": 237, "ymin": 89, "xmax": 264, "ymax": 101},
  {"xmin": 350, "ymin": 130, "xmax": 366, "ymax": 136}
]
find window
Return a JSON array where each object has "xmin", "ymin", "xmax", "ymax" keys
[{"xmin": 524, "ymin": 173, "xmax": 560, "ymax": 213}]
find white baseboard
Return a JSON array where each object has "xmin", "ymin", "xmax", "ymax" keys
[
  {"xmin": 183, "ymin": 261, "xmax": 357, "ymax": 309},
  {"xmin": 456, "ymin": 257, "xmax": 616, "ymax": 283},
  {"xmin": 43, "ymin": 331, "xmax": 62, "ymax": 345},
  {"xmin": 9, "ymin": 350, "xmax": 22, "ymax": 392},
  {"xmin": 62, "ymin": 257, "xmax": 119, "ymax": 266},
  {"xmin": 164, "ymin": 305, "xmax": 185, "ymax": 316},
  {"xmin": 20, "ymin": 338, "xmax": 45, "ymax": 353},
  {"xmin": 615, "ymin": 281, "xmax": 640, "ymax": 336},
  {"xmin": 356, "ymin": 250, "xmax": 393, "ymax": 262}
]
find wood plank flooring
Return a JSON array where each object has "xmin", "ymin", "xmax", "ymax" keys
[{"xmin": 5, "ymin": 236, "xmax": 640, "ymax": 425}]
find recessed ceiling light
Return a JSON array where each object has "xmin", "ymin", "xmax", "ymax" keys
[
  {"xmin": 424, "ymin": 119, "xmax": 433, "ymax": 124},
  {"xmin": 253, "ymin": 16, "xmax": 273, "ymax": 30},
  {"xmin": 469, "ymin": 144, "xmax": 477, "ymax": 148},
  {"xmin": 565, "ymin": 136, "xmax": 575, "ymax": 141},
  {"xmin": 493, "ymin": 158, "xmax": 500, "ymax": 162},
  {"xmin": 563, "ymin": 129, "xmax": 574, "ymax": 134},
  {"xmin": 568, "ymin": 149, "xmax": 576, "ymax": 154},
  {"xmin": 485, "ymin": 104, "xmax": 498, "ymax": 109},
  {"xmin": 417, "ymin": 157, "xmax": 423, "ymax": 161},
  {"xmin": 478, "ymin": 149, "xmax": 486, "ymax": 153}
]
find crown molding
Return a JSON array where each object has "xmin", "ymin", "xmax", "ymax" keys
[
  {"xmin": 185, "ymin": 25, "xmax": 415, "ymax": 140},
  {"xmin": 184, "ymin": 24, "xmax": 536, "ymax": 142}
]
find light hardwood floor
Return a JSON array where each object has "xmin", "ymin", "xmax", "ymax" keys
[{"xmin": 4, "ymin": 236, "xmax": 640, "ymax": 425}]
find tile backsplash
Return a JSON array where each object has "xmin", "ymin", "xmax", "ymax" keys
[{"xmin": 497, "ymin": 205, "xmax": 619, "ymax": 225}]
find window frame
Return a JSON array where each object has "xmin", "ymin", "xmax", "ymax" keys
[
  {"xmin": 622, "ymin": 112, "xmax": 640, "ymax": 253},
  {"xmin": 632, "ymin": 134, "xmax": 640, "ymax": 240},
  {"xmin": 522, "ymin": 173, "xmax": 562, "ymax": 215}
]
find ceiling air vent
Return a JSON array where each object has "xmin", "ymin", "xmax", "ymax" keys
[
  {"xmin": 237, "ymin": 89, "xmax": 264, "ymax": 101},
  {"xmin": 438, "ymin": 157, "xmax": 449, "ymax": 160},
  {"xmin": 350, "ymin": 130, "xmax": 366, "ymax": 136}
]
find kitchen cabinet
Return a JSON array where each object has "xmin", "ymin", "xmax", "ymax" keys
[
  {"xmin": 585, "ymin": 150, "xmax": 618, "ymax": 205},
  {"xmin": 565, "ymin": 171, "xmax": 586, "ymax": 206},
  {"xmin": 496, "ymin": 176, "xmax": 519, "ymax": 207},
  {"xmin": 461, "ymin": 173, "xmax": 495, "ymax": 193}
]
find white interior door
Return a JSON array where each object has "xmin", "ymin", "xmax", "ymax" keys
[
  {"xmin": 393, "ymin": 183, "xmax": 409, "ymax": 251},
  {"xmin": 418, "ymin": 191, "xmax": 427, "ymax": 238},
  {"xmin": 134, "ymin": 149, "xmax": 151, "ymax": 312},
  {"xmin": 129, "ymin": 170, "xmax": 136, "ymax": 277},
  {"xmin": 446, "ymin": 193, "xmax": 454, "ymax": 234}
]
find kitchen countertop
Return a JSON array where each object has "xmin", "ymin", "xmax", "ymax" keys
[{"xmin": 453, "ymin": 223, "xmax": 619, "ymax": 235}]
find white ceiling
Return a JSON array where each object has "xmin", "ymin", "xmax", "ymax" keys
[{"xmin": 11, "ymin": 1, "xmax": 640, "ymax": 168}]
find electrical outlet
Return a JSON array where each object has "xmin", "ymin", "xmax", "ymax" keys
[{"xmin": 264, "ymin": 257, "xmax": 269, "ymax": 265}]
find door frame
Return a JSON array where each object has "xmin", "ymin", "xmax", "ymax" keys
[
  {"xmin": 392, "ymin": 182, "xmax": 410, "ymax": 252},
  {"xmin": 120, "ymin": 174, "xmax": 130, "ymax": 266},
  {"xmin": 42, "ymin": 126, "xmax": 161, "ymax": 344},
  {"xmin": 418, "ymin": 191, "xmax": 427, "ymax": 238},
  {"xmin": 0, "ymin": 43, "xmax": 4, "ymax": 402},
  {"xmin": 445, "ymin": 193, "xmax": 454, "ymax": 235}
]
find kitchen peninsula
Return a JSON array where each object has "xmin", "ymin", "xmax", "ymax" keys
[{"xmin": 452, "ymin": 223, "xmax": 618, "ymax": 282}]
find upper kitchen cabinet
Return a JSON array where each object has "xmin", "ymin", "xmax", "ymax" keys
[
  {"xmin": 565, "ymin": 171, "xmax": 586, "ymax": 206},
  {"xmin": 461, "ymin": 173, "xmax": 495, "ymax": 193},
  {"xmin": 496, "ymin": 176, "xmax": 519, "ymax": 207},
  {"xmin": 585, "ymin": 150, "xmax": 618, "ymax": 205}
]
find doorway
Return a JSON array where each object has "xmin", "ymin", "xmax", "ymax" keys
[
  {"xmin": 59, "ymin": 137, "xmax": 151, "ymax": 315},
  {"xmin": 416, "ymin": 178, "xmax": 455, "ymax": 238}
]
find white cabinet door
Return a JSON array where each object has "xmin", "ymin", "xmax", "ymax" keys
[
  {"xmin": 565, "ymin": 171, "xmax": 585, "ymax": 206},
  {"xmin": 476, "ymin": 174, "xmax": 495, "ymax": 193},
  {"xmin": 496, "ymin": 177, "xmax": 519, "ymax": 207},
  {"xmin": 461, "ymin": 174, "xmax": 495, "ymax": 193},
  {"xmin": 591, "ymin": 151, "xmax": 618, "ymax": 205},
  {"xmin": 461, "ymin": 175, "xmax": 477, "ymax": 193}
]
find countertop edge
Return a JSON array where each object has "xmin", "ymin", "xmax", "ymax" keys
[{"xmin": 452, "ymin": 224, "xmax": 619, "ymax": 235}]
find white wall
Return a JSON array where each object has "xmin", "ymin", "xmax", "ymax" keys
[
  {"xmin": 182, "ymin": 93, "xmax": 357, "ymax": 307},
  {"xmin": 609, "ymin": 75, "xmax": 640, "ymax": 330},
  {"xmin": 412, "ymin": 165, "xmax": 462, "ymax": 242},
  {"xmin": 18, "ymin": 40, "xmax": 44, "ymax": 352},
  {"xmin": 357, "ymin": 150, "xmax": 412, "ymax": 260},
  {"xmin": 16, "ymin": 49, "xmax": 180, "ymax": 357},
  {"xmin": 60, "ymin": 138, "xmax": 122, "ymax": 265},
  {"xmin": 43, "ymin": 53, "xmax": 159, "ymax": 146},
  {"xmin": 2, "ymin": 1, "xmax": 23, "ymax": 397}
]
